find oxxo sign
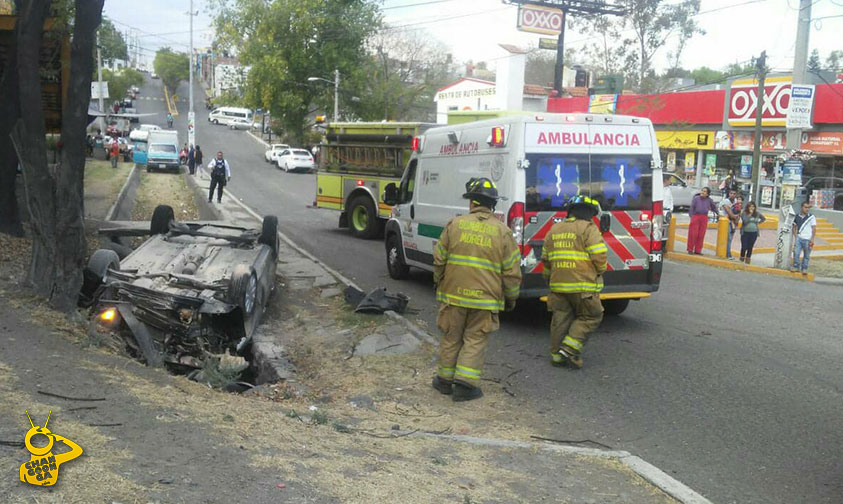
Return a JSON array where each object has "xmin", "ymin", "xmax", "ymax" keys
[
  {"xmin": 727, "ymin": 76, "xmax": 792, "ymax": 127},
  {"xmin": 517, "ymin": 4, "xmax": 564, "ymax": 35}
]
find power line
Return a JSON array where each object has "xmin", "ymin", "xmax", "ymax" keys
[{"xmin": 382, "ymin": 0, "xmax": 460, "ymax": 10}]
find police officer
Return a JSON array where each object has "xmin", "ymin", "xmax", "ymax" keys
[
  {"xmin": 432, "ymin": 177, "xmax": 522, "ymax": 401},
  {"xmin": 207, "ymin": 151, "xmax": 231, "ymax": 203},
  {"xmin": 541, "ymin": 195, "xmax": 608, "ymax": 369}
]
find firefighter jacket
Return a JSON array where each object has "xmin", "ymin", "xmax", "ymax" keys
[
  {"xmin": 433, "ymin": 206, "xmax": 522, "ymax": 311},
  {"xmin": 541, "ymin": 217, "xmax": 608, "ymax": 293}
]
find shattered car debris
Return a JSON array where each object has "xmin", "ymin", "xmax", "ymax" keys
[{"xmin": 82, "ymin": 205, "xmax": 279, "ymax": 376}]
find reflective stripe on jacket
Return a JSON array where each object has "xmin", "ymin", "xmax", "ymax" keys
[
  {"xmin": 433, "ymin": 206, "xmax": 522, "ymax": 311},
  {"xmin": 541, "ymin": 217, "xmax": 608, "ymax": 294}
]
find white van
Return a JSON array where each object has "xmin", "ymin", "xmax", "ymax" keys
[
  {"xmin": 382, "ymin": 113, "xmax": 664, "ymax": 315},
  {"xmin": 208, "ymin": 107, "xmax": 253, "ymax": 127}
]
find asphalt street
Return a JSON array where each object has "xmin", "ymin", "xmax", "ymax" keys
[{"xmin": 136, "ymin": 77, "xmax": 843, "ymax": 504}]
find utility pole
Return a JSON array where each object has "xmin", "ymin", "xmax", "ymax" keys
[
  {"xmin": 333, "ymin": 69, "xmax": 340, "ymax": 122},
  {"xmin": 786, "ymin": 0, "xmax": 812, "ymax": 151},
  {"xmin": 187, "ymin": 0, "xmax": 196, "ymax": 149},
  {"xmin": 750, "ymin": 51, "xmax": 767, "ymax": 204},
  {"xmin": 96, "ymin": 31, "xmax": 106, "ymax": 133},
  {"xmin": 553, "ymin": 14, "xmax": 566, "ymax": 95}
]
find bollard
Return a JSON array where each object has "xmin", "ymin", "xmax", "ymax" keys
[
  {"xmin": 715, "ymin": 217, "xmax": 729, "ymax": 258},
  {"xmin": 666, "ymin": 214, "xmax": 677, "ymax": 255}
]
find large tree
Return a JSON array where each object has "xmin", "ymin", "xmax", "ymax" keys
[
  {"xmin": 210, "ymin": 0, "xmax": 380, "ymax": 142},
  {"xmin": 153, "ymin": 47, "xmax": 189, "ymax": 94},
  {"xmin": 10, "ymin": 0, "xmax": 104, "ymax": 311},
  {"xmin": 97, "ymin": 17, "xmax": 127, "ymax": 65},
  {"xmin": 0, "ymin": 0, "xmax": 22, "ymax": 236},
  {"xmin": 826, "ymin": 50, "xmax": 843, "ymax": 72}
]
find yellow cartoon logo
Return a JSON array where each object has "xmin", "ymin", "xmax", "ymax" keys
[{"xmin": 19, "ymin": 411, "xmax": 83, "ymax": 486}]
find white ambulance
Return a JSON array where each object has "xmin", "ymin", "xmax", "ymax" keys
[{"xmin": 382, "ymin": 113, "xmax": 664, "ymax": 315}]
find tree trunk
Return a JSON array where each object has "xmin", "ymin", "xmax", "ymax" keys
[
  {"xmin": 52, "ymin": 0, "xmax": 104, "ymax": 312},
  {"xmin": 12, "ymin": 0, "xmax": 55, "ymax": 297},
  {"xmin": 0, "ymin": 11, "xmax": 23, "ymax": 236}
]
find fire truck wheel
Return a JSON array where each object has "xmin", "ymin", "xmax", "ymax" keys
[
  {"xmin": 348, "ymin": 195, "xmax": 379, "ymax": 239},
  {"xmin": 386, "ymin": 233, "xmax": 410, "ymax": 279},
  {"xmin": 602, "ymin": 298, "xmax": 630, "ymax": 316},
  {"xmin": 150, "ymin": 205, "xmax": 175, "ymax": 235}
]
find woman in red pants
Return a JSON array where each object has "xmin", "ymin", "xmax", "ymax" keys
[{"xmin": 687, "ymin": 187, "xmax": 718, "ymax": 254}]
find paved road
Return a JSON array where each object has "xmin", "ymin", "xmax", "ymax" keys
[{"xmin": 138, "ymin": 77, "xmax": 843, "ymax": 504}]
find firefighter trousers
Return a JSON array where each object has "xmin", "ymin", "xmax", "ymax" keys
[
  {"xmin": 548, "ymin": 292, "xmax": 603, "ymax": 358},
  {"xmin": 436, "ymin": 304, "xmax": 500, "ymax": 389}
]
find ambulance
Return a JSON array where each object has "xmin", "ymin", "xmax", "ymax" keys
[{"xmin": 382, "ymin": 113, "xmax": 664, "ymax": 315}]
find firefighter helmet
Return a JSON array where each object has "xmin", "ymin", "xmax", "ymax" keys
[
  {"xmin": 565, "ymin": 194, "xmax": 600, "ymax": 217},
  {"xmin": 462, "ymin": 177, "xmax": 501, "ymax": 208}
]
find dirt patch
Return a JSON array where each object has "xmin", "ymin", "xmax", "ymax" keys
[
  {"xmin": 83, "ymin": 160, "xmax": 131, "ymax": 220},
  {"xmin": 808, "ymin": 258, "xmax": 843, "ymax": 278},
  {"xmin": 132, "ymin": 171, "xmax": 200, "ymax": 223}
]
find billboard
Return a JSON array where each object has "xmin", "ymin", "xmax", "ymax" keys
[
  {"xmin": 517, "ymin": 4, "xmax": 564, "ymax": 35},
  {"xmin": 726, "ymin": 76, "xmax": 791, "ymax": 127},
  {"xmin": 786, "ymin": 84, "xmax": 814, "ymax": 129}
]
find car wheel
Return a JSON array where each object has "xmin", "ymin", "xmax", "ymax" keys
[
  {"xmin": 386, "ymin": 233, "xmax": 410, "ymax": 279},
  {"xmin": 213, "ymin": 119, "xmax": 219, "ymax": 125},
  {"xmin": 259, "ymin": 215, "xmax": 279, "ymax": 258},
  {"xmin": 602, "ymin": 299, "xmax": 630, "ymax": 316},
  {"xmin": 228, "ymin": 265, "xmax": 258, "ymax": 316},
  {"xmin": 348, "ymin": 195, "xmax": 380, "ymax": 239},
  {"xmin": 80, "ymin": 249, "xmax": 121, "ymax": 304},
  {"xmin": 150, "ymin": 204, "xmax": 175, "ymax": 234},
  {"xmin": 283, "ymin": 162, "xmax": 289, "ymax": 172}
]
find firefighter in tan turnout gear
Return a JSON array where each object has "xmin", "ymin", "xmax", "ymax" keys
[
  {"xmin": 432, "ymin": 178, "xmax": 522, "ymax": 401},
  {"xmin": 542, "ymin": 195, "xmax": 608, "ymax": 369}
]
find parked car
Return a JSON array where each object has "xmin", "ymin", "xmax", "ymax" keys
[
  {"xmin": 82, "ymin": 206, "xmax": 279, "ymax": 374},
  {"xmin": 131, "ymin": 85, "xmax": 140, "ymax": 94},
  {"xmin": 276, "ymin": 148, "xmax": 315, "ymax": 172},
  {"xmin": 151, "ymin": 72, "xmax": 159, "ymax": 79},
  {"xmin": 665, "ymin": 173, "xmax": 700, "ymax": 210},
  {"xmin": 803, "ymin": 176, "xmax": 843, "ymax": 210},
  {"xmin": 138, "ymin": 124, "xmax": 161, "ymax": 133},
  {"xmin": 264, "ymin": 144, "xmax": 291, "ymax": 163}
]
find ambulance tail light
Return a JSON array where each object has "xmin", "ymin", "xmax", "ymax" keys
[
  {"xmin": 650, "ymin": 200, "xmax": 663, "ymax": 252},
  {"xmin": 507, "ymin": 202, "xmax": 525, "ymax": 250},
  {"xmin": 491, "ymin": 127, "xmax": 505, "ymax": 147},
  {"xmin": 411, "ymin": 137, "xmax": 420, "ymax": 151}
]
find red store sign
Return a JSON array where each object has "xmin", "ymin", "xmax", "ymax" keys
[{"xmin": 726, "ymin": 76, "xmax": 791, "ymax": 128}]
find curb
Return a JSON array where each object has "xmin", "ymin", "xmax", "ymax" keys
[
  {"xmin": 246, "ymin": 130, "xmax": 270, "ymax": 148},
  {"xmin": 163, "ymin": 85, "xmax": 178, "ymax": 117},
  {"xmin": 814, "ymin": 276, "xmax": 843, "ymax": 286},
  {"xmin": 667, "ymin": 252, "xmax": 815, "ymax": 281},
  {"xmin": 402, "ymin": 431, "xmax": 713, "ymax": 504},
  {"xmin": 183, "ymin": 169, "xmax": 222, "ymax": 221},
  {"xmin": 105, "ymin": 163, "xmax": 138, "ymax": 221}
]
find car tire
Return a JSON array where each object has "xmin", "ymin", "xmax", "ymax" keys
[
  {"xmin": 213, "ymin": 119, "xmax": 219, "ymax": 125},
  {"xmin": 150, "ymin": 204, "xmax": 175, "ymax": 235},
  {"xmin": 602, "ymin": 299, "xmax": 630, "ymax": 316},
  {"xmin": 102, "ymin": 241, "xmax": 134, "ymax": 260},
  {"xmin": 386, "ymin": 233, "xmax": 410, "ymax": 280},
  {"xmin": 284, "ymin": 162, "xmax": 289, "ymax": 172},
  {"xmin": 80, "ymin": 249, "xmax": 121, "ymax": 304},
  {"xmin": 348, "ymin": 195, "xmax": 379, "ymax": 239},
  {"xmin": 259, "ymin": 215, "xmax": 279, "ymax": 258},
  {"xmin": 228, "ymin": 265, "xmax": 258, "ymax": 316}
]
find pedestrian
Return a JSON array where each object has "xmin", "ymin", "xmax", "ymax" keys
[
  {"xmin": 187, "ymin": 144, "xmax": 196, "ymax": 175},
  {"xmin": 739, "ymin": 201, "xmax": 765, "ymax": 264},
  {"xmin": 431, "ymin": 177, "xmax": 521, "ymax": 402},
  {"xmin": 193, "ymin": 145, "xmax": 203, "ymax": 176},
  {"xmin": 791, "ymin": 201, "xmax": 817, "ymax": 275},
  {"xmin": 722, "ymin": 170, "xmax": 736, "ymax": 197},
  {"xmin": 687, "ymin": 187, "xmax": 718, "ymax": 255},
  {"xmin": 541, "ymin": 195, "xmax": 607, "ymax": 369},
  {"xmin": 207, "ymin": 151, "xmax": 231, "ymax": 203},
  {"xmin": 110, "ymin": 137, "xmax": 119, "ymax": 168},
  {"xmin": 719, "ymin": 189, "xmax": 739, "ymax": 259},
  {"xmin": 167, "ymin": 113, "xmax": 174, "ymax": 129}
]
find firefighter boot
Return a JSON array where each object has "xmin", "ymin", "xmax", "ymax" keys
[
  {"xmin": 556, "ymin": 347, "xmax": 584, "ymax": 369},
  {"xmin": 452, "ymin": 382, "xmax": 483, "ymax": 402},
  {"xmin": 431, "ymin": 376, "xmax": 453, "ymax": 395}
]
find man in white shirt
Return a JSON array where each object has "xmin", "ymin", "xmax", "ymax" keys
[
  {"xmin": 718, "ymin": 189, "xmax": 739, "ymax": 259},
  {"xmin": 207, "ymin": 151, "xmax": 231, "ymax": 203},
  {"xmin": 791, "ymin": 201, "xmax": 817, "ymax": 275}
]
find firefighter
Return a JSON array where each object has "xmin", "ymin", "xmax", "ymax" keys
[
  {"xmin": 432, "ymin": 177, "xmax": 522, "ymax": 401},
  {"xmin": 541, "ymin": 195, "xmax": 608, "ymax": 369}
]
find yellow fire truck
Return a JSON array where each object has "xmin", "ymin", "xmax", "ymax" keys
[{"xmin": 315, "ymin": 122, "xmax": 435, "ymax": 238}]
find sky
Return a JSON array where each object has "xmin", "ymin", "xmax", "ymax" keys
[{"xmin": 104, "ymin": 0, "xmax": 843, "ymax": 75}]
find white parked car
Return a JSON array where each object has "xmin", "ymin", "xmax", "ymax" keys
[
  {"xmin": 264, "ymin": 144, "xmax": 291, "ymax": 163},
  {"xmin": 276, "ymin": 148, "xmax": 315, "ymax": 172},
  {"xmin": 228, "ymin": 117, "xmax": 252, "ymax": 130},
  {"xmin": 131, "ymin": 85, "xmax": 140, "ymax": 94},
  {"xmin": 138, "ymin": 124, "xmax": 161, "ymax": 133}
]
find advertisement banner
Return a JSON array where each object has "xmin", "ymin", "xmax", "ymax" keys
[
  {"xmin": 666, "ymin": 151, "xmax": 676, "ymax": 171},
  {"xmin": 781, "ymin": 160, "xmax": 803, "ymax": 184},
  {"xmin": 655, "ymin": 130, "xmax": 714, "ymax": 149},
  {"xmin": 187, "ymin": 112, "xmax": 195, "ymax": 148},
  {"xmin": 705, "ymin": 153, "xmax": 717, "ymax": 175},
  {"xmin": 684, "ymin": 152, "xmax": 696, "ymax": 173},
  {"xmin": 739, "ymin": 155, "xmax": 752, "ymax": 178},
  {"xmin": 517, "ymin": 4, "xmax": 564, "ymax": 35},
  {"xmin": 713, "ymin": 131, "xmax": 787, "ymax": 151},
  {"xmin": 538, "ymin": 38, "xmax": 558, "ymax": 50},
  {"xmin": 800, "ymin": 131, "xmax": 843, "ymax": 155},
  {"xmin": 761, "ymin": 186, "xmax": 774, "ymax": 206},
  {"xmin": 90, "ymin": 81, "xmax": 109, "ymax": 100},
  {"xmin": 588, "ymin": 94, "xmax": 617, "ymax": 114},
  {"xmin": 786, "ymin": 84, "xmax": 815, "ymax": 129},
  {"xmin": 726, "ymin": 76, "xmax": 792, "ymax": 127}
]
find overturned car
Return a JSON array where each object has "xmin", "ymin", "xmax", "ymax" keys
[{"xmin": 82, "ymin": 205, "xmax": 279, "ymax": 375}]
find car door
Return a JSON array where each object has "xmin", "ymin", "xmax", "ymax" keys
[{"xmin": 669, "ymin": 174, "xmax": 693, "ymax": 209}]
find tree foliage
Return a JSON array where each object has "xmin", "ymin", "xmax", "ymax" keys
[
  {"xmin": 210, "ymin": 0, "xmax": 380, "ymax": 142},
  {"xmin": 98, "ymin": 67, "xmax": 143, "ymax": 102},
  {"xmin": 153, "ymin": 47, "xmax": 189, "ymax": 93},
  {"xmin": 826, "ymin": 50, "xmax": 843, "ymax": 72},
  {"xmin": 807, "ymin": 49, "xmax": 822, "ymax": 74},
  {"xmin": 97, "ymin": 17, "xmax": 127, "ymax": 65}
]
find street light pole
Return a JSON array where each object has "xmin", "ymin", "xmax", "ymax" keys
[{"xmin": 334, "ymin": 69, "xmax": 339, "ymax": 122}]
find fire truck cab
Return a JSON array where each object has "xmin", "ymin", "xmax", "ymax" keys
[{"xmin": 383, "ymin": 113, "xmax": 664, "ymax": 315}]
